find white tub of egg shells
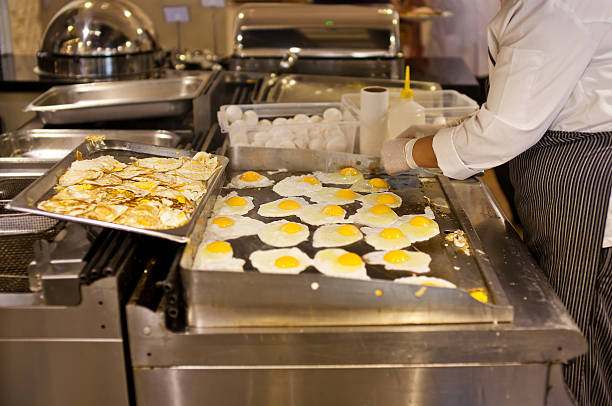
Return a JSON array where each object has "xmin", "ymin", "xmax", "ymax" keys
[{"xmin": 217, "ymin": 102, "xmax": 358, "ymax": 153}]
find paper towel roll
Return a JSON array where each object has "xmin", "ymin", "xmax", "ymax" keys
[{"xmin": 359, "ymin": 86, "xmax": 389, "ymax": 156}]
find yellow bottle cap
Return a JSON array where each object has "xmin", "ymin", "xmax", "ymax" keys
[{"xmin": 400, "ymin": 66, "xmax": 414, "ymax": 99}]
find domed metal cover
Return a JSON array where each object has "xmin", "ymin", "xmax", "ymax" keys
[{"xmin": 37, "ymin": 0, "xmax": 161, "ymax": 79}]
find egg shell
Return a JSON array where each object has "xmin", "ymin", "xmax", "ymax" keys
[
  {"xmin": 294, "ymin": 114, "xmax": 310, "ymax": 123},
  {"xmin": 249, "ymin": 247, "xmax": 312, "ymax": 274},
  {"xmin": 243, "ymin": 110, "xmax": 259, "ymax": 126},
  {"xmin": 326, "ymin": 135, "xmax": 348, "ymax": 152},
  {"xmin": 394, "ymin": 276, "xmax": 456, "ymax": 288},
  {"xmin": 253, "ymin": 131, "xmax": 269, "ymax": 145},
  {"xmin": 309, "ymin": 136, "xmax": 326, "ymax": 151},
  {"xmin": 323, "ymin": 108, "xmax": 342, "ymax": 122},
  {"xmin": 225, "ymin": 105, "xmax": 243, "ymax": 123},
  {"xmin": 273, "ymin": 117, "xmax": 288, "ymax": 126},
  {"xmin": 309, "ymin": 115, "xmax": 323, "ymax": 123},
  {"xmin": 259, "ymin": 119, "xmax": 272, "ymax": 126},
  {"xmin": 278, "ymin": 140, "xmax": 297, "ymax": 149}
]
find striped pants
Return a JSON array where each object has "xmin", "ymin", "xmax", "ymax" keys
[{"xmin": 510, "ymin": 130, "xmax": 612, "ymax": 406}]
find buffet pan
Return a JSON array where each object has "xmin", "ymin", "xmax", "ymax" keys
[
  {"xmin": 24, "ymin": 74, "xmax": 214, "ymax": 125},
  {"xmin": 254, "ymin": 74, "xmax": 442, "ymax": 103},
  {"xmin": 7, "ymin": 140, "xmax": 227, "ymax": 243},
  {"xmin": 0, "ymin": 129, "xmax": 182, "ymax": 162},
  {"xmin": 180, "ymin": 147, "xmax": 514, "ymax": 327}
]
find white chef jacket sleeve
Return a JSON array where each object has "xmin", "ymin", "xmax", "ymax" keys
[{"xmin": 432, "ymin": 3, "xmax": 607, "ymax": 180}]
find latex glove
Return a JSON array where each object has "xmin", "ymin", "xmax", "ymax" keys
[
  {"xmin": 394, "ymin": 124, "xmax": 445, "ymax": 140},
  {"xmin": 381, "ymin": 137, "xmax": 412, "ymax": 175}
]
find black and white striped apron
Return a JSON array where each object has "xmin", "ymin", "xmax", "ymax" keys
[{"xmin": 509, "ymin": 130, "xmax": 612, "ymax": 405}]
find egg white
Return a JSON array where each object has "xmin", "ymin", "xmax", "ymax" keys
[
  {"xmin": 313, "ymin": 169, "xmax": 364, "ymax": 185},
  {"xmin": 313, "ymin": 248, "xmax": 369, "ymax": 280},
  {"xmin": 312, "ymin": 224, "xmax": 363, "ymax": 248},
  {"xmin": 227, "ymin": 171, "xmax": 274, "ymax": 189},
  {"xmin": 348, "ymin": 205, "xmax": 399, "ymax": 227},
  {"xmin": 361, "ymin": 227, "xmax": 412, "ymax": 250},
  {"xmin": 397, "ymin": 214, "xmax": 440, "ymax": 242},
  {"xmin": 257, "ymin": 197, "xmax": 309, "ymax": 217},
  {"xmin": 363, "ymin": 250, "xmax": 431, "ymax": 273},
  {"xmin": 350, "ymin": 178, "xmax": 390, "ymax": 193},
  {"xmin": 204, "ymin": 215, "xmax": 265, "ymax": 240},
  {"xmin": 359, "ymin": 192, "xmax": 402, "ymax": 208},
  {"xmin": 258, "ymin": 220, "xmax": 310, "ymax": 247},
  {"xmin": 306, "ymin": 187, "xmax": 362, "ymax": 205},
  {"xmin": 393, "ymin": 276, "xmax": 456, "ymax": 288},
  {"xmin": 249, "ymin": 247, "xmax": 312, "ymax": 274},
  {"xmin": 213, "ymin": 192, "xmax": 254, "ymax": 216},
  {"xmin": 272, "ymin": 175, "xmax": 323, "ymax": 197},
  {"xmin": 193, "ymin": 240, "xmax": 245, "ymax": 272},
  {"xmin": 297, "ymin": 203, "xmax": 350, "ymax": 226}
]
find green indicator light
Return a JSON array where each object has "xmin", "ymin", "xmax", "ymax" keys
[{"xmin": 325, "ymin": 20, "xmax": 334, "ymax": 26}]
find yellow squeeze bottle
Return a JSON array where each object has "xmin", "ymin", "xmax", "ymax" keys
[{"xmin": 388, "ymin": 66, "xmax": 425, "ymax": 139}]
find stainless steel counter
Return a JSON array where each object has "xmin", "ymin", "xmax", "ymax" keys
[{"xmin": 126, "ymin": 175, "xmax": 584, "ymax": 406}]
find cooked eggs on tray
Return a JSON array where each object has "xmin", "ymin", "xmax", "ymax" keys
[{"xmin": 192, "ymin": 167, "xmax": 461, "ymax": 290}]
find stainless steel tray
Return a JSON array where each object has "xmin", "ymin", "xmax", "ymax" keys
[
  {"xmin": 254, "ymin": 74, "xmax": 442, "ymax": 103},
  {"xmin": 0, "ymin": 129, "xmax": 182, "ymax": 162},
  {"xmin": 24, "ymin": 74, "xmax": 214, "ymax": 125},
  {"xmin": 7, "ymin": 140, "xmax": 228, "ymax": 243},
  {"xmin": 180, "ymin": 147, "xmax": 513, "ymax": 327}
]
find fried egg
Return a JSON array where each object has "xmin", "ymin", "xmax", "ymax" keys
[
  {"xmin": 297, "ymin": 203, "xmax": 349, "ymax": 225},
  {"xmin": 314, "ymin": 167, "xmax": 364, "ymax": 184},
  {"xmin": 272, "ymin": 175, "xmax": 323, "ymax": 197},
  {"xmin": 227, "ymin": 171, "xmax": 274, "ymax": 189},
  {"xmin": 359, "ymin": 192, "xmax": 402, "ymax": 208},
  {"xmin": 306, "ymin": 187, "xmax": 362, "ymax": 205},
  {"xmin": 394, "ymin": 276, "xmax": 456, "ymax": 288},
  {"xmin": 257, "ymin": 197, "xmax": 309, "ymax": 217},
  {"xmin": 58, "ymin": 169, "xmax": 102, "ymax": 187},
  {"xmin": 258, "ymin": 220, "xmax": 310, "ymax": 247},
  {"xmin": 135, "ymin": 157, "xmax": 183, "ymax": 172},
  {"xmin": 313, "ymin": 249, "xmax": 368, "ymax": 280},
  {"xmin": 361, "ymin": 227, "xmax": 412, "ymax": 250},
  {"xmin": 72, "ymin": 155, "xmax": 124, "ymax": 172},
  {"xmin": 85, "ymin": 204, "xmax": 127, "ymax": 222},
  {"xmin": 38, "ymin": 198, "xmax": 93, "ymax": 216},
  {"xmin": 363, "ymin": 250, "xmax": 431, "ymax": 273},
  {"xmin": 213, "ymin": 192, "xmax": 254, "ymax": 215},
  {"xmin": 54, "ymin": 183, "xmax": 100, "ymax": 202},
  {"xmin": 349, "ymin": 204, "xmax": 399, "ymax": 227},
  {"xmin": 312, "ymin": 224, "xmax": 363, "ymax": 247},
  {"xmin": 351, "ymin": 177, "xmax": 390, "ymax": 193},
  {"xmin": 249, "ymin": 247, "xmax": 311, "ymax": 274},
  {"xmin": 204, "ymin": 215, "xmax": 265, "ymax": 240},
  {"xmin": 398, "ymin": 214, "xmax": 440, "ymax": 242},
  {"xmin": 193, "ymin": 240, "xmax": 245, "ymax": 272},
  {"xmin": 158, "ymin": 206, "xmax": 189, "ymax": 228}
]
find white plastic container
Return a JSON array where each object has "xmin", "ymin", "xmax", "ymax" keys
[
  {"xmin": 343, "ymin": 90, "xmax": 479, "ymax": 128},
  {"xmin": 388, "ymin": 97, "xmax": 426, "ymax": 139},
  {"xmin": 217, "ymin": 102, "xmax": 358, "ymax": 153}
]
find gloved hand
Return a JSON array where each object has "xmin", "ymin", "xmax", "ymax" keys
[{"xmin": 380, "ymin": 124, "xmax": 444, "ymax": 175}]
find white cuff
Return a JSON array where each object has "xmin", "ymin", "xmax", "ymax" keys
[
  {"xmin": 404, "ymin": 138, "xmax": 419, "ymax": 169},
  {"xmin": 432, "ymin": 127, "xmax": 480, "ymax": 180}
]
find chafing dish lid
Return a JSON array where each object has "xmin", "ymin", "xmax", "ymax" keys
[
  {"xmin": 233, "ymin": 3, "xmax": 400, "ymax": 58},
  {"xmin": 39, "ymin": 0, "xmax": 159, "ymax": 57}
]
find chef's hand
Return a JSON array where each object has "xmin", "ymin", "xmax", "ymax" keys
[{"xmin": 380, "ymin": 124, "xmax": 444, "ymax": 175}]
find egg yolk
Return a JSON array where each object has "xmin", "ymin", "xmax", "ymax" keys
[
  {"xmin": 340, "ymin": 167, "xmax": 359, "ymax": 176},
  {"xmin": 323, "ymin": 205, "xmax": 344, "ymax": 216},
  {"xmin": 368, "ymin": 178, "xmax": 388, "ymax": 188},
  {"xmin": 74, "ymin": 184, "xmax": 95, "ymax": 191},
  {"xmin": 299, "ymin": 176, "xmax": 320, "ymax": 185},
  {"xmin": 338, "ymin": 252, "xmax": 362, "ymax": 267},
  {"xmin": 280, "ymin": 223, "xmax": 303, "ymax": 234},
  {"xmin": 335, "ymin": 189, "xmax": 357, "ymax": 199},
  {"xmin": 375, "ymin": 194, "xmax": 397, "ymax": 205},
  {"xmin": 278, "ymin": 200, "xmax": 301, "ymax": 210},
  {"xmin": 239, "ymin": 171, "xmax": 261, "ymax": 182},
  {"xmin": 206, "ymin": 241, "xmax": 232, "ymax": 254},
  {"xmin": 409, "ymin": 216, "xmax": 432, "ymax": 227},
  {"xmin": 275, "ymin": 255, "xmax": 300, "ymax": 268},
  {"xmin": 212, "ymin": 217, "xmax": 235, "ymax": 228},
  {"xmin": 384, "ymin": 250, "xmax": 409, "ymax": 264},
  {"xmin": 379, "ymin": 228, "xmax": 404, "ymax": 240},
  {"xmin": 337, "ymin": 224, "xmax": 359, "ymax": 236},
  {"xmin": 370, "ymin": 204, "xmax": 392, "ymax": 215},
  {"xmin": 226, "ymin": 196, "xmax": 247, "ymax": 206},
  {"xmin": 134, "ymin": 181, "xmax": 157, "ymax": 191}
]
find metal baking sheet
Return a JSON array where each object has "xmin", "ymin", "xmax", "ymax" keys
[
  {"xmin": 180, "ymin": 147, "xmax": 513, "ymax": 327},
  {"xmin": 7, "ymin": 140, "xmax": 228, "ymax": 243},
  {"xmin": 24, "ymin": 73, "xmax": 214, "ymax": 125},
  {"xmin": 0, "ymin": 129, "xmax": 182, "ymax": 162},
  {"xmin": 254, "ymin": 74, "xmax": 442, "ymax": 103}
]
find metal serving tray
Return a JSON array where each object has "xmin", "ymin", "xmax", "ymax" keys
[
  {"xmin": 24, "ymin": 74, "xmax": 214, "ymax": 125},
  {"xmin": 180, "ymin": 147, "xmax": 513, "ymax": 327},
  {"xmin": 7, "ymin": 140, "xmax": 228, "ymax": 243},
  {"xmin": 0, "ymin": 129, "xmax": 182, "ymax": 162},
  {"xmin": 254, "ymin": 74, "xmax": 441, "ymax": 103}
]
